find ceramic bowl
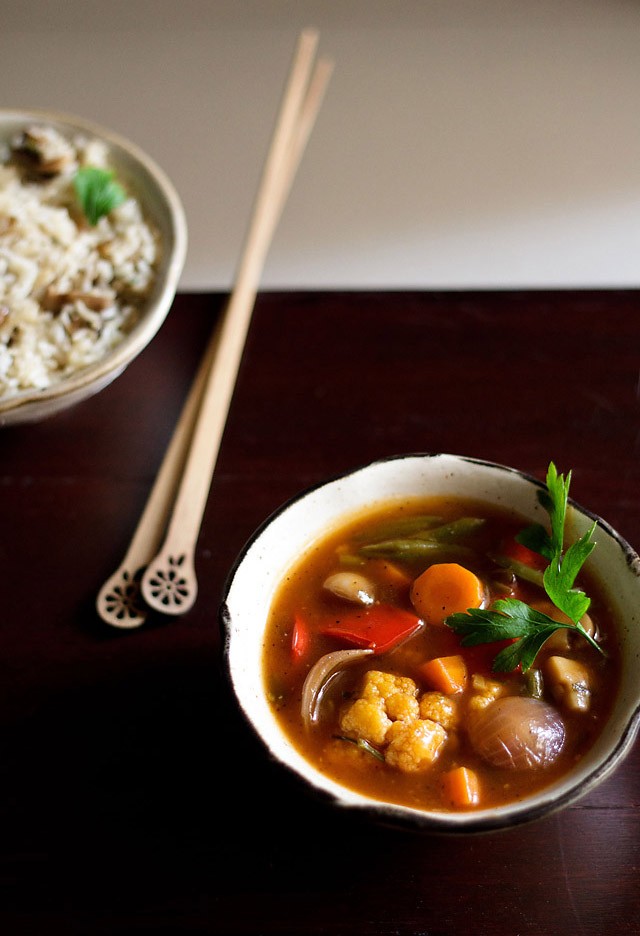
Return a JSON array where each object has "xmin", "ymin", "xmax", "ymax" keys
[
  {"xmin": 0, "ymin": 108, "xmax": 187, "ymax": 426},
  {"xmin": 220, "ymin": 453, "xmax": 640, "ymax": 833}
]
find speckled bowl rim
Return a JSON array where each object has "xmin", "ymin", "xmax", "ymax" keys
[
  {"xmin": 220, "ymin": 453, "xmax": 640, "ymax": 834},
  {"xmin": 0, "ymin": 108, "xmax": 187, "ymax": 425}
]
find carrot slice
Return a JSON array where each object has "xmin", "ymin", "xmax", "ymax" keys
[
  {"xmin": 410, "ymin": 562, "xmax": 484, "ymax": 625},
  {"xmin": 419, "ymin": 654, "xmax": 468, "ymax": 694},
  {"xmin": 441, "ymin": 766, "xmax": 480, "ymax": 808}
]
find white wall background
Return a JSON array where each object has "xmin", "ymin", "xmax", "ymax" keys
[{"xmin": 2, "ymin": 1, "xmax": 639, "ymax": 290}]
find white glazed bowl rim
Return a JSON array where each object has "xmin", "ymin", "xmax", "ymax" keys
[
  {"xmin": 0, "ymin": 108, "xmax": 188, "ymax": 425},
  {"xmin": 220, "ymin": 453, "xmax": 640, "ymax": 833}
]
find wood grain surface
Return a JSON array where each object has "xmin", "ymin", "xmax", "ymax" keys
[{"xmin": 1, "ymin": 291, "xmax": 639, "ymax": 935}]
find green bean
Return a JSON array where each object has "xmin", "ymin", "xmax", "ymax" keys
[
  {"xmin": 421, "ymin": 517, "xmax": 486, "ymax": 543},
  {"xmin": 490, "ymin": 553, "xmax": 545, "ymax": 588},
  {"xmin": 356, "ymin": 516, "xmax": 485, "ymax": 562},
  {"xmin": 352, "ymin": 515, "xmax": 443, "ymax": 542},
  {"xmin": 524, "ymin": 668, "xmax": 544, "ymax": 700},
  {"xmin": 336, "ymin": 552, "xmax": 367, "ymax": 568},
  {"xmin": 359, "ymin": 539, "xmax": 475, "ymax": 560}
]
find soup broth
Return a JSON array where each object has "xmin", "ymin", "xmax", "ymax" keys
[{"xmin": 262, "ymin": 495, "xmax": 620, "ymax": 813}]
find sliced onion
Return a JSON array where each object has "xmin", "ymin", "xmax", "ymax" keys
[
  {"xmin": 469, "ymin": 696, "xmax": 566, "ymax": 770},
  {"xmin": 301, "ymin": 648, "xmax": 373, "ymax": 729}
]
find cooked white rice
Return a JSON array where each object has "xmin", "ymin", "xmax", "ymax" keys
[{"xmin": 0, "ymin": 124, "xmax": 160, "ymax": 398}]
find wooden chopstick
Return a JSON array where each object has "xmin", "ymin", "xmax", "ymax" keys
[{"xmin": 96, "ymin": 29, "xmax": 332, "ymax": 626}]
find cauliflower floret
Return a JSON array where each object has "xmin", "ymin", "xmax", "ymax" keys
[
  {"xmin": 467, "ymin": 673, "xmax": 507, "ymax": 712},
  {"xmin": 340, "ymin": 669, "xmax": 434, "ymax": 752},
  {"xmin": 386, "ymin": 692, "xmax": 420, "ymax": 722},
  {"xmin": 340, "ymin": 697, "xmax": 391, "ymax": 746},
  {"xmin": 385, "ymin": 719, "xmax": 447, "ymax": 772},
  {"xmin": 361, "ymin": 670, "xmax": 418, "ymax": 701},
  {"xmin": 359, "ymin": 669, "xmax": 419, "ymax": 722},
  {"xmin": 419, "ymin": 691, "xmax": 459, "ymax": 730}
]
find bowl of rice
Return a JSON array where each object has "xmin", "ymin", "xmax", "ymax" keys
[{"xmin": 0, "ymin": 108, "xmax": 187, "ymax": 426}]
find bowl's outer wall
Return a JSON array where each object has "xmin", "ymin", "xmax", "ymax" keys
[{"xmin": 222, "ymin": 453, "xmax": 640, "ymax": 832}]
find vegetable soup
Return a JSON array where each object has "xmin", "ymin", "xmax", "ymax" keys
[{"xmin": 262, "ymin": 481, "xmax": 620, "ymax": 813}]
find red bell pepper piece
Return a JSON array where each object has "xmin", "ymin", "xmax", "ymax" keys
[
  {"xmin": 462, "ymin": 638, "xmax": 521, "ymax": 676},
  {"xmin": 291, "ymin": 613, "xmax": 311, "ymax": 662},
  {"xmin": 319, "ymin": 604, "xmax": 422, "ymax": 655},
  {"xmin": 501, "ymin": 534, "xmax": 547, "ymax": 571}
]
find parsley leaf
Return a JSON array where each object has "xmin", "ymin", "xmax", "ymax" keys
[
  {"xmin": 445, "ymin": 462, "xmax": 604, "ymax": 672},
  {"xmin": 447, "ymin": 599, "xmax": 571, "ymax": 673},
  {"xmin": 544, "ymin": 526, "xmax": 596, "ymax": 622},
  {"xmin": 516, "ymin": 462, "xmax": 569, "ymax": 560},
  {"xmin": 74, "ymin": 166, "xmax": 126, "ymax": 226}
]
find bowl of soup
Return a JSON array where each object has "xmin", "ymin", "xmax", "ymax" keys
[{"xmin": 220, "ymin": 453, "xmax": 640, "ymax": 833}]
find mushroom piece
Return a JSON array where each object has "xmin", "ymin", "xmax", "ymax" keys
[
  {"xmin": 12, "ymin": 125, "xmax": 75, "ymax": 176},
  {"xmin": 323, "ymin": 571, "xmax": 376, "ymax": 605},
  {"xmin": 42, "ymin": 287, "xmax": 114, "ymax": 314},
  {"xmin": 530, "ymin": 600, "xmax": 598, "ymax": 653},
  {"xmin": 543, "ymin": 656, "xmax": 592, "ymax": 712}
]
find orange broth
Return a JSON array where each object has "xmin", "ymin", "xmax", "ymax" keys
[{"xmin": 262, "ymin": 496, "xmax": 620, "ymax": 812}]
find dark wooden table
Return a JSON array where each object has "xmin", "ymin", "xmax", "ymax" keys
[{"xmin": 2, "ymin": 291, "xmax": 639, "ymax": 935}]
